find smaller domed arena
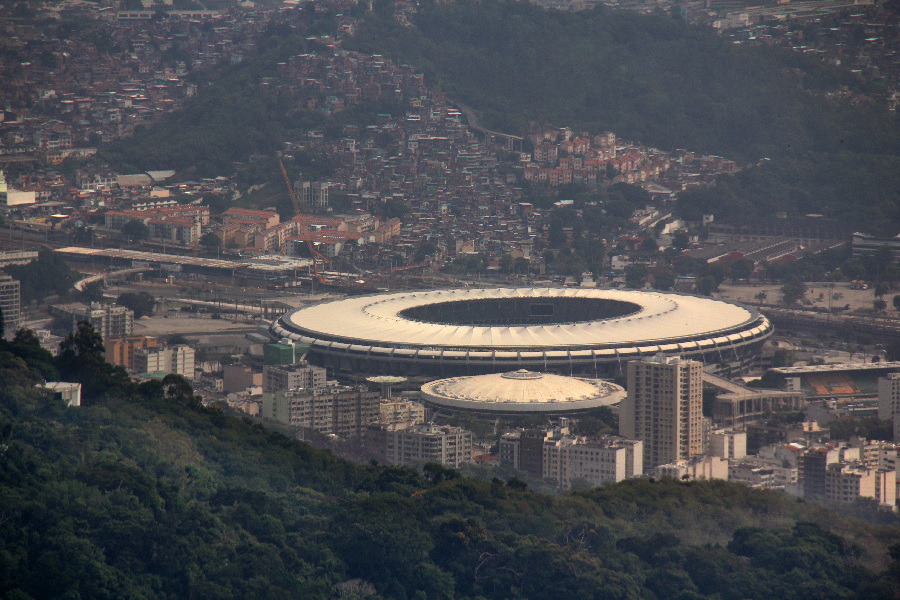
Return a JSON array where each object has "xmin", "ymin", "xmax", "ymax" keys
[{"xmin": 420, "ymin": 369, "xmax": 625, "ymax": 416}]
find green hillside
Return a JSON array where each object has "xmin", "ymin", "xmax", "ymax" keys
[
  {"xmin": 95, "ymin": 0, "xmax": 900, "ymax": 231},
  {"xmin": 351, "ymin": 0, "xmax": 897, "ymax": 161},
  {"xmin": 1, "ymin": 331, "xmax": 899, "ymax": 599},
  {"xmin": 348, "ymin": 0, "xmax": 900, "ymax": 232}
]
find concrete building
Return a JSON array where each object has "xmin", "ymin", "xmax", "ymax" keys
[
  {"xmin": 263, "ymin": 361, "xmax": 327, "ymax": 393},
  {"xmin": 379, "ymin": 398, "xmax": 426, "ymax": 424},
  {"xmin": 543, "ymin": 436, "xmax": 643, "ymax": 490},
  {"xmin": 54, "ymin": 302, "xmax": 134, "ymax": 340},
  {"xmin": 705, "ymin": 371, "xmax": 805, "ymax": 428},
  {"xmin": 105, "ymin": 335, "xmax": 158, "ymax": 369},
  {"xmin": 0, "ymin": 170, "xmax": 36, "ymax": 207},
  {"xmin": 655, "ymin": 456, "xmax": 728, "ymax": 481},
  {"xmin": 878, "ymin": 373, "xmax": 900, "ymax": 442},
  {"xmin": 223, "ymin": 365, "xmax": 262, "ymax": 394},
  {"xmin": 384, "ymin": 423, "xmax": 472, "ymax": 468},
  {"xmin": 709, "ymin": 429, "xmax": 747, "ymax": 460},
  {"xmin": 261, "ymin": 386, "xmax": 380, "ymax": 439},
  {"xmin": 729, "ymin": 459, "xmax": 797, "ymax": 489},
  {"xmin": 366, "ymin": 420, "xmax": 418, "ymax": 465},
  {"xmin": 0, "ymin": 275, "xmax": 21, "ymax": 340},
  {"xmin": 40, "ymin": 382, "xmax": 82, "ymax": 407},
  {"xmin": 620, "ymin": 355, "xmax": 704, "ymax": 471},
  {"xmin": 798, "ymin": 447, "xmax": 840, "ymax": 499},
  {"xmin": 133, "ymin": 345, "xmax": 195, "ymax": 379},
  {"xmin": 825, "ymin": 462, "xmax": 896, "ymax": 507}
]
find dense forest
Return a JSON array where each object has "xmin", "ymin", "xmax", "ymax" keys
[{"xmin": 1, "ymin": 330, "xmax": 899, "ymax": 599}]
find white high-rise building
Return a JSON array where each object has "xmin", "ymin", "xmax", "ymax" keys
[{"xmin": 620, "ymin": 355, "xmax": 704, "ymax": 471}]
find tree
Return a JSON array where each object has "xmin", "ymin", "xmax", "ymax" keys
[
  {"xmin": 79, "ymin": 280, "xmax": 105, "ymax": 303},
  {"xmin": 893, "ymin": 295, "xmax": 900, "ymax": 312},
  {"xmin": 121, "ymin": 219, "xmax": 149, "ymax": 240},
  {"xmin": 625, "ymin": 264, "xmax": 648, "ymax": 289},
  {"xmin": 381, "ymin": 198, "xmax": 408, "ymax": 219},
  {"xmin": 841, "ymin": 257, "xmax": 866, "ymax": 281},
  {"xmin": 874, "ymin": 299, "xmax": 887, "ymax": 312},
  {"xmin": 640, "ymin": 237, "xmax": 658, "ymax": 254},
  {"xmin": 653, "ymin": 270, "xmax": 675, "ymax": 291},
  {"xmin": 513, "ymin": 257, "xmax": 530, "ymax": 275},
  {"xmin": 548, "ymin": 220, "xmax": 566, "ymax": 248},
  {"xmin": 730, "ymin": 258, "xmax": 754, "ymax": 281},
  {"xmin": 754, "ymin": 291, "xmax": 767, "ymax": 304},
  {"xmin": 163, "ymin": 373, "xmax": 200, "ymax": 408},
  {"xmin": 696, "ymin": 275, "xmax": 719, "ymax": 296},
  {"xmin": 199, "ymin": 232, "xmax": 222, "ymax": 250},
  {"xmin": 771, "ymin": 348, "xmax": 794, "ymax": 368},
  {"xmin": 672, "ymin": 230, "xmax": 690, "ymax": 250},
  {"xmin": 781, "ymin": 278, "xmax": 807, "ymax": 305},
  {"xmin": 117, "ymin": 292, "xmax": 157, "ymax": 318},
  {"xmin": 887, "ymin": 340, "xmax": 900, "ymax": 362},
  {"xmin": 4, "ymin": 249, "xmax": 79, "ymax": 302}
]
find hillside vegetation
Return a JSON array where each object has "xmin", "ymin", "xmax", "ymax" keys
[
  {"xmin": 1, "ymin": 332, "xmax": 899, "ymax": 599},
  {"xmin": 349, "ymin": 0, "xmax": 900, "ymax": 233},
  {"xmin": 96, "ymin": 0, "xmax": 900, "ymax": 232}
]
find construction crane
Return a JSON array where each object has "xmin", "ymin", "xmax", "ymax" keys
[
  {"xmin": 277, "ymin": 153, "xmax": 302, "ymax": 218},
  {"xmin": 306, "ymin": 240, "xmax": 330, "ymax": 285},
  {"xmin": 277, "ymin": 153, "xmax": 328, "ymax": 285}
]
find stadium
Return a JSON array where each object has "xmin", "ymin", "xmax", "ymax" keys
[
  {"xmin": 420, "ymin": 369, "xmax": 625, "ymax": 416},
  {"xmin": 269, "ymin": 287, "xmax": 773, "ymax": 377}
]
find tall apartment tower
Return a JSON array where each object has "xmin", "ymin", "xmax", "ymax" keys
[
  {"xmin": 877, "ymin": 373, "xmax": 900, "ymax": 442},
  {"xmin": 0, "ymin": 275, "xmax": 21, "ymax": 340},
  {"xmin": 620, "ymin": 355, "xmax": 704, "ymax": 471}
]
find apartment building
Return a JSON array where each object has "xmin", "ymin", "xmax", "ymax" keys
[
  {"xmin": 261, "ymin": 386, "xmax": 381, "ymax": 439},
  {"xmin": 620, "ymin": 355, "xmax": 704, "ymax": 471},
  {"xmin": 0, "ymin": 275, "xmax": 21, "ymax": 340},
  {"xmin": 263, "ymin": 361, "xmax": 327, "ymax": 393},
  {"xmin": 385, "ymin": 423, "xmax": 472, "ymax": 468},
  {"xmin": 133, "ymin": 345, "xmax": 195, "ymax": 379}
]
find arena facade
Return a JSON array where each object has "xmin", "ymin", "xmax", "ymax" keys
[
  {"xmin": 269, "ymin": 288, "xmax": 772, "ymax": 377},
  {"xmin": 420, "ymin": 370, "xmax": 626, "ymax": 416}
]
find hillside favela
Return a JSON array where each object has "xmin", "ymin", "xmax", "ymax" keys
[{"xmin": 3, "ymin": 0, "xmax": 900, "ymax": 597}]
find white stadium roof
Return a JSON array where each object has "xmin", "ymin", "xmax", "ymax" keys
[
  {"xmin": 421, "ymin": 369, "xmax": 625, "ymax": 414},
  {"xmin": 271, "ymin": 287, "xmax": 772, "ymax": 376},
  {"xmin": 281, "ymin": 287, "xmax": 760, "ymax": 349}
]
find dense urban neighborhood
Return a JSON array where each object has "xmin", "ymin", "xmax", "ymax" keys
[{"xmin": 2, "ymin": 0, "xmax": 900, "ymax": 598}]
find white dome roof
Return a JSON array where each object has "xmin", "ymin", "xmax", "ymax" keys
[{"xmin": 420, "ymin": 370, "xmax": 625, "ymax": 414}]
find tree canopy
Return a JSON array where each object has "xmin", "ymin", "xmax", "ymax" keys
[{"xmin": 0, "ymin": 329, "xmax": 898, "ymax": 600}]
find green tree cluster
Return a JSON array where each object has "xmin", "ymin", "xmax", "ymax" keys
[
  {"xmin": 3, "ymin": 249, "xmax": 81, "ymax": 303},
  {"xmin": 117, "ymin": 291, "xmax": 157, "ymax": 319}
]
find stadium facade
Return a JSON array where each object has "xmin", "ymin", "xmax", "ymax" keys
[{"xmin": 270, "ymin": 288, "xmax": 772, "ymax": 377}]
